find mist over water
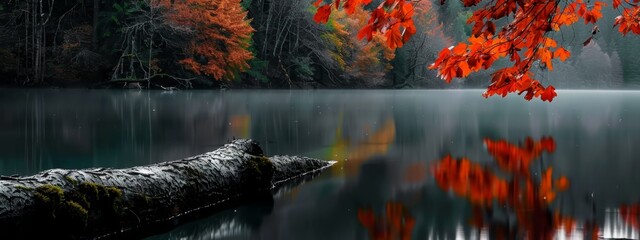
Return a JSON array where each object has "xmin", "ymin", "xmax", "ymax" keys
[{"xmin": 1, "ymin": 89, "xmax": 639, "ymax": 239}]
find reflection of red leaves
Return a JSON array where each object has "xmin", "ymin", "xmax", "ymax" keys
[
  {"xmin": 540, "ymin": 168, "xmax": 557, "ymax": 202},
  {"xmin": 313, "ymin": 5, "xmax": 333, "ymax": 24},
  {"xmin": 555, "ymin": 176, "xmax": 570, "ymax": 191},
  {"xmin": 620, "ymin": 204, "xmax": 640, "ymax": 229},
  {"xmin": 484, "ymin": 137, "xmax": 555, "ymax": 174},
  {"xmin": 434, "ymin": 137, "xmax": 573, "ymax": 239},
  {"xmin": 357, "ymin": 202, "xmax": 415, "ymax": 240},
  {"xmin": 402, "ymin": 162, "xmax": 427, "ymax": 184},
  {"xmin": 554, "ymin": 213, "xmax": 577, "ymax": 237},
  {"xmin": 433, "ymin": 156, "xmax": 508, "ymax": 205},
  {"xmin": 358, "ymin": 209, "xmax": 376, "ymax": 229}
]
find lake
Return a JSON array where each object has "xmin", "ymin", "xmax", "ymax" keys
[{"xmin": 1, "ymin": 89, "xmax": 639, "ymax": 239}]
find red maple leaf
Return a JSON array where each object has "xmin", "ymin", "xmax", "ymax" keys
[{"xmin": 313, "ymin": 5, "xmax": 332, "ymax": 24}]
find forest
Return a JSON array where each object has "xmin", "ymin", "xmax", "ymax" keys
[{"xmin": 0, "ymin": 0, "xmax": 640, "ymax": 93}]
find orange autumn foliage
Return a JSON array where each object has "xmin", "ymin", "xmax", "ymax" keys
[
  {"xmin": 433, "ymin": 137, "xmax": 574, "ymax": 239},
  {"xmin": 163, "ymin": 0, "xmax": 254, "ymax": 80},
  {"xmin": 313, "ymin": 0, "xmax": 640, "ymax": 102},
  {"xmin": 314, "ymin": 0, "xmax": 416, "ymax": 50},
  {"xmin": 330, "ymin": 6, "xmax": 396, "ymax": 81},
  {"xmin": 357, "ymin": 202, "xmax": 415, "ymax": 240},
  {"xmin": 413, "ymin": 0, "xmax": 453, "ymax": 47},
  {"xmin": 614, "ymin": 2, "xmax": 640, "ymax": 35}
]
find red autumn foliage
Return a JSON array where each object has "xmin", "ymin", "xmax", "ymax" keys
[
  {"xmin": 413, "ymin": 0, "xmax": 453, "ymax": 47},
  {"xmin": 163, "ymin": 0, "xmax": 254, "ymax": 81},
  {"xmin": 314, "ymin": 0, "xmax": 416, "ymax": 50},
  {"xmin": 328, "ymin": 5, "xmax": 396, "ymax": 82},
  {"xmin": 313, "ymin": 0, "xmax": 640, "ymax": 102},
  {"xmin": 314, "ymin": 5, "xmax": 333, "ymax": 23},
  {"xmin": 615, "ymin": 6, "xmax": 640, "ymax": 35}
]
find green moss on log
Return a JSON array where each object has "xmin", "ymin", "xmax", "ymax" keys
[
  {"xmin": 32, "ymin": 182, "xmax": 123, "ymax": 233},
  {"xmin": 34, "ymin": 184, "xmax": 65, "ymax": 218},
  {"xmin": 61, "ymin": 201, "xmax": 89, "ymax": 228},
  {"xmin": 241, "ymin": 156, "xmax": 274, "ymax": 191},
  {"xmin": 14, "ymin": 185, "xmax": 33, "ymax": 191},
  {"xmin": 64, "ymin": 175, "xmax": 78, "ymax": 184}
]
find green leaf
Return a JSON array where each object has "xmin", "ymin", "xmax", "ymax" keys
[
  {"xmin": 112, "ymin": 3, "xmax": 123, "ymax": 12},
  {"xmin": 110, "ymin": 15, "xmax": 119, "ymax": 24}
]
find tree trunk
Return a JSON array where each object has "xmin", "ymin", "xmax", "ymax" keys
[
  {"xmin": 0, "ymin": 139, "xmax": 334, "ymax": 238},
  {"xmin": 93, "ymin": 0, "xmax": 99, "ymax": 50}
]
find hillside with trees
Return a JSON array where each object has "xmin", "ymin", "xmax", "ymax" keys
[{"xmin": 1, "ymin": 0, "xmax": 640, "ymax": 94}]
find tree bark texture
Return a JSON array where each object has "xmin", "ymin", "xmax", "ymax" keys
[{"xmin": 0, "ymin": 139, "xmax": 334, "ymax": 238}]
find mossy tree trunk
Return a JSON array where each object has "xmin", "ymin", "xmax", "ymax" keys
[{"xmin": 0, "ymin": 139, "xmax": 334, "ymax": 238}]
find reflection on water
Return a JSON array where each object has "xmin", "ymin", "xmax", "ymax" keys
[
  {"xmin": 620, "ymin": 204, "xmax": 640, "ymax": 231},
  {"xmin": 434, "ymin": 137, "xmax": 577, "ymax": 239},
  {"xmin": 357, "ymin": 202, "xmax": 415, "ymax": 240},
  {"xmin": 329, "ymin": 117, "xmax": 396, "ymax": 176},
  {"xmin": 605, "ymin": 207, "xmax": 640, "ymax": 239},
  {"xmin": 1, "ymin": 89, "xmax": 640, "ymax": 239}
]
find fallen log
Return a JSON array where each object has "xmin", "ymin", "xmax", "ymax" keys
[{"xmin": 0, "ymin": 139, "xmax": 334, "ymax": 239}]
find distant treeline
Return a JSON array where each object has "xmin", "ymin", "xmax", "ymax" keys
[{"xmin": 0, "ymin": 0, "xmax": 638, "ymax": 89}]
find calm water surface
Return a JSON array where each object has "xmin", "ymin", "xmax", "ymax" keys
[{"xmin": 1, "ymin": 89, "xmax": 640, "ymax": 239}]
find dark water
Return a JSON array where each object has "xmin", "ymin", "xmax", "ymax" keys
[{"xmin": 1, "ymin": 89, "xmax": 640, "ymax": 239}]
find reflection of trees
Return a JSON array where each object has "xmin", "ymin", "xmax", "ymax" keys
[
  {"xmin": 433, "ymin": 137, "xmax": 584, "ymax": 240},
  {"xmin": 329, "ymin": 117, "xmax": 396, "ymax": 176},
  {"xmin": 0, "ymin": 90, "xmax": 235, "ymax": 175},
  {"xmin": 229, "ymin": 115, "xmax": 251, "ymax": 139},
  {"xmin": 357, "ymin": 202, "xmax": 415, "ymax": 240}
]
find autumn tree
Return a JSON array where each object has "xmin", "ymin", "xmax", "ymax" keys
[
  {"xmin": 396, "ymin": 0, "xmax": 454, "ymax": 86},
  {"xmin": 163, "ymin": 0, "xmax": 254, "ymax": 81},
  {"xmin": 326, "ymin": 5, "xmax": 396, "ymax": 86},
  {"xmin": 313, "ymin": 0, "xmax": 640, "ymax": 101},
  {"xmin": 110, "ymin": 0, "xmax": 254, "ymax": 87}
]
